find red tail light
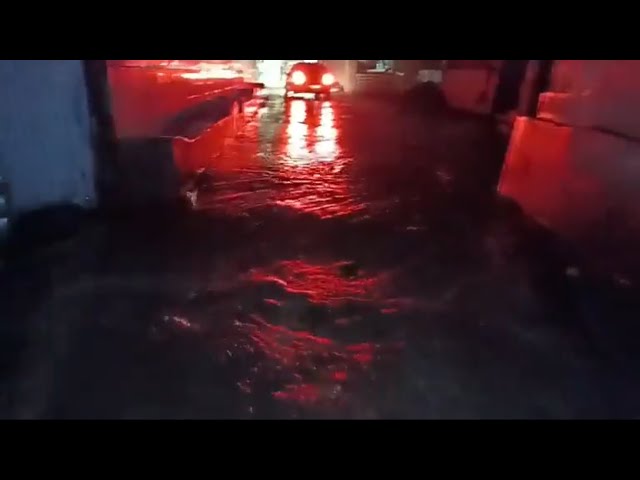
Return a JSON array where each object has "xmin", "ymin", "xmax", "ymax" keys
[
  {"xmin": 291, "ymin": 70, "xmax": 306, "ymax": 85},
  {"xmin": 322, "ymin": 73, "xmax": 335, "ymax": 86}
]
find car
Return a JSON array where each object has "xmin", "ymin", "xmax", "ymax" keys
[{"xmin": 284, "ymin": 62, "xmax": 338, "ymax": 100}]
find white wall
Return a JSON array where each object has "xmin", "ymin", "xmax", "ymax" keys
[
  {"xmin": 0, "ymin": 60, "xmax": 96, "ymax": 215},
  {"xmin": 538, "ymin": 60, "xmax": 640, "ymax": 140},
  {"xmin": 500, "ymin": 60, "xmax": 640, "ymax": 279}
]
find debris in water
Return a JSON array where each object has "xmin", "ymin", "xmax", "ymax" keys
[
  {"xmin": 162, "ymin": 315, "xmax": 200, "ymax": 332},
  {"xmin": 339, "ymin": 261, "xmax": 360, "ymax": 278},
  {"xmin": 613, "ymin": 274, "xmax": 632, "ymax": 288},
  {"xmin": 380, "ymin": 308, "xmax": 399, "ymax": 315},
  {"xmin": 237, "ymin": 379, "xmax": 252, "ymax": 394},
  {"xmin": 264, "ymin": 298, "xmax": 283, "ymax": 307},
  {"xmin": 565, "ymin": 266, "xmax": 580, "ymax": 278}
]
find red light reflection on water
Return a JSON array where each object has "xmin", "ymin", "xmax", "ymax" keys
[
  {"xmin": 230, "ymin": 311, "xmax": 402, "ymax": 409},
  {"xmin": 227, "ymin": 259, "xmax": 405, "ymax": 410},
  {"xmin": 187, "ymin": 99, "xmax": 366, "ymax": 220},
  {"xmin": 164, "ymin": 259, "xmax": 409, "ymax": 412},
  {"xmin": 274, "ymin": 100, "xmax": 365, "ymax": 219},
  {"xmin": 283, "ymin": 100, "xmax": 338, "ymax": 166},
  {"xmin": 247, "ymin": 260, "xmax": 384, "ymax": 306},
  {"xmin": 284, "ymin": 100, "xmax": 311, "ymax": 164},
  {"xmin": 314, "ymin": 102, "xmax": 338, "ymax": 159}
]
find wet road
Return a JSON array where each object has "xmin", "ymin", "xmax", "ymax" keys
[{"xmin": 4, "ymin": 95, "xmax": 640, "ymax": 419}]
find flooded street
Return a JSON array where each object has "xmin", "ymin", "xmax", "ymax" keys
[{"xmin": 3, "ymin": 95, "xmax": 640, "ymax": 419}]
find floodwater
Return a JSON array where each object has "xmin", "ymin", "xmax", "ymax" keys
[{"xmin": 3, "ymin": 95, "xmax": 640, "ymax": 419}]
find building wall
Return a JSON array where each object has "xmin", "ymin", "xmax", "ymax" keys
[
  {"xmin": 441, "ymin": 61, "xmax": 503, "ymax": 114},
  {"xmin": 0, "ymin": 60, "xmax": 96, "ymax": 216},
  {"xmin": 319, "ymin": 61, "xmax": 445, "ymax": 93},
  {"xmin": 394, "ymin": 60, "xmax": 435, "ymax": 77},
  {"xmin": 322, "ymin": 60, "xmax": 357, "ymax": 92}
]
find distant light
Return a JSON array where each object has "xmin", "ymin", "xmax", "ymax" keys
[
  {"xmin": 322, "ymin": 73, "xmax": 335, "ymax": 86},
  {"xmin": 291, "ymin": 70, "xmax": 306, "ymax": 85}
]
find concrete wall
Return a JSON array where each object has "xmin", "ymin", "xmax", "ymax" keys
[
  {"xmin": 0, "ymin": 60, "xmax": 96, "ymax": 216},
  {"xmin": 538, "ymin": 60, "xmax": 640, "ymax": 139},
  {"xmin": 107, "ymin": 63, "xmax": 245, "ymax": 138},
  {"xmin": 499, "ymin": 60, "xmax": 640, "ymax": 279}
]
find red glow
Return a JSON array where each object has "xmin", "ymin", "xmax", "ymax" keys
[
  {"xmin": 273, "ymin": 384, "xmax": 322, "ymax": 405},
  {"xmin": 199, "ymin": 259, "xmax": 408, "ymax": 410},
  {"xmin": 247, "ymin": 260, "xmax": 385, "ymax": 306},
  {"xmin": 322, "ymin": 72, "xmax": 335, "ymax": 86},
  {"xmin": 331, "ymin": 371, "xmax": 348, "ymax": 382},
  {"xmin": 346, "ymin": 343, "xmax": 376, "ymax": 366},
  {"xmin": 229, "ymin": 311, "xmax": 401, "ymax": 408},
  {"xmin": 285, "ymin": 100, "xmax": 310, "ymax": 163},
  {"xmin": 291, "ymin": 70, "xmax": 306, "ymax": 85},
  {"xmin": 275, "ymin": 101, "xmax": 368, "ymax": 218},
  {"xmin": 185, "ymin": 98, "xmax": 367, "ymax": 220},
  {"xmin": 162, "ymin": 259, "xmax": 412, "ymax": 412}
]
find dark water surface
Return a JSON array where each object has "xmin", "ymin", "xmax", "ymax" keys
[{"xmin": 3, "ymin": 96, "xmax": 640, "ymax": 419}]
